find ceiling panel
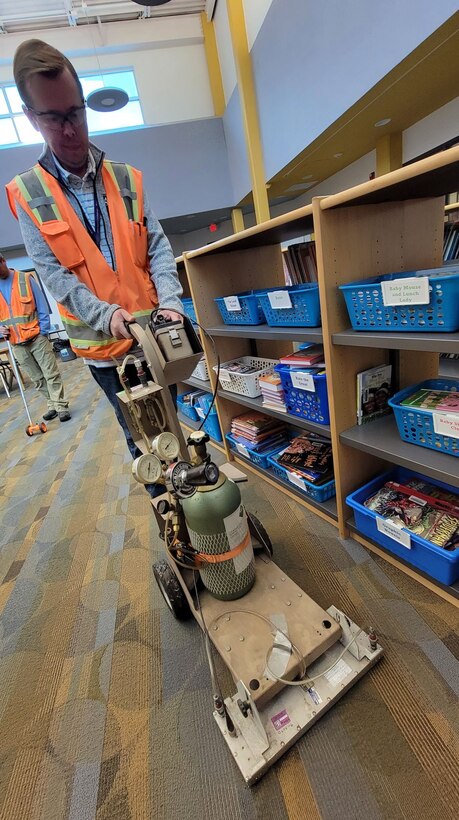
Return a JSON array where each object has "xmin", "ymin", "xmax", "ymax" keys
[{"xmin": 0, "ymin": 0, "xmax": 207, "ymax": 33}]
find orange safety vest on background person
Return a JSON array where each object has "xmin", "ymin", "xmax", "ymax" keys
[
  {"xmin": 6, "ymin": 161, "xmax": 158, "ymax": 361},
  {"xmin": 0, "ymin": 269, "xmax": 40, "ymax": 345}
]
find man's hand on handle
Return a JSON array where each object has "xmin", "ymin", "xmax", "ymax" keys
[
  {"xmin": 109, "ymin": 308, "xmax": 135, "ymax": 339},
  {"xmin": 0, "ymin": 325, "xmax": 10, "ymax": 339}
]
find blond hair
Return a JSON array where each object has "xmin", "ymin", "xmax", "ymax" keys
[{"xmin": 13, "ymin": 39, "xmax": 83, "ymax": 108}]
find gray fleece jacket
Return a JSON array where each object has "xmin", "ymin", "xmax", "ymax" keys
[{"xmin": 15, "ymin": 142, "xmax": 182, "ymax": 337}]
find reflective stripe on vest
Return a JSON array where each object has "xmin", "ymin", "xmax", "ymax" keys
[
  {"xmin": 13, "ymin": 167, "xmax": 62, "ymax": 224},
  {"xmin": 104, "ymin": 161, "xmax": 139, "ymax": 222},
  {"xmin": 61, "ymin": 311, "xmax": 151, "ymax": 349}
]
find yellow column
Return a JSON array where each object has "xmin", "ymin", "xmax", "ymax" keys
[
  {"xmin": 231, "ymin": 208, "xmax": 245, "ymax": 232},
  {"xmin": 226, "ymin": 0, "xmax": 270, "ymax": 224},
  {"xmin": 376, "ymin": 133, "xmax": 403, "ymax": 176},
  {"xmin": 201, "ymin": 12, "xmax": 225, "ymax": 116}
]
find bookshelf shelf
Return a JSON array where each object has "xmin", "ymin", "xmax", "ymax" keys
[
  {"xmin": 179, "ymin": 145, "xmax": 459, "ymax": 607},
  {"xmin": 208, "ymin": 324, "xmax": 323, "ymax": 342},
  {"xmin": 217, "ymin": 389, "xmax": 331, "ymax": 438},
  {"xmin": 183, "ymin": 376, "xmax": 211, "ymax": 390},
  {"xmin": 332, "ymin": 329, "xmax": 459, "ymax": 353},
  {"xmin": 340, "ymin": 414, "xmax": 459, "ymax": 488}
]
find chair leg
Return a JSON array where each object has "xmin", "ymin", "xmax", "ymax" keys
[{"xmin": 0, "ymin": 370, "xmax": 10, "ymax": 398}]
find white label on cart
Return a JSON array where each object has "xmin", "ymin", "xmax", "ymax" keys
[
  {"xmin": 290, "ymin": 371, "xmax": 316, "ymax": 392},
  {"xmin": 223, "ymin": 505, "xmax": 253, "ymax": 574},
  {"xmin": 324, "ymin": 658, "xmax": 353, "ymax": 687},
  {"xmin": 433, "ymin": 412, "xmax": 459, "ymax": 440},
  {"xmin": 224, "ymin": 295, "xmax": 241, "ymax": 312},
  {"xmin": 288, "ymin": 472, "xmax": 306, "ymax": 491},
  {"xmin": 376, "ymin": 517, "xmax": 411, "ymax": 549},
  {"xmin": 268, "ymin": 290, "xmax": 292, "ymax": 310},
  {"xmin": 381, "ymin": 276, "xmax": 430, "ymax": 306},
  {"xmin": 306, "ymin": 686, "xmax": 323, "ymax": 705},
  {"xmin": 235, "ymin": 442, "xmax": 249, "ymax": 458}
]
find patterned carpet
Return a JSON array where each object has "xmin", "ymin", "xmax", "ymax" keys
[{"xmin": 0, "ymin": 360, "xmax": 458, "ymax": 820}]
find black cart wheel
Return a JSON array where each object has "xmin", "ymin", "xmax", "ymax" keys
[
  {"xmin": 247, "ymin": 512, "xmax": 273, "ymax": 557},
  {"xmin": 153, "ymin": 559, "xmax": 192, "ymax": 620}
]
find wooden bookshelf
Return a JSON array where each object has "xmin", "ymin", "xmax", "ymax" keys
[{"xmin": 179, "ymin": 145, "xmax": 459, "ymax": 607}]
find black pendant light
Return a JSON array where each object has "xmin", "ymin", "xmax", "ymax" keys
[{"xmin": 131, "ymin": 1, "xmax": 173, "ymax": 6}]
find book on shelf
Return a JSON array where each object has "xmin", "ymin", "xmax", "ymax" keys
[
  {"xmin": 276, "ymin": 434, "xmax": 333, "ymax": 485},
  {"xmin": 259, "ymin": 372, "xmax": 287, "ymax": 412},
  {"xmin": 356, "ymin": 364, "xmax": 393, "ymax": 425},
  {"xmin": 279, "ymin": 346, "xmax": 324, "ymax": 366},
  {"xmin": 401, "ymin": 388, "xmax": 459, "ymax": 413},
  {"xmin": 283, "ymin": 241, "xmax": 317, "ymax": 285}
]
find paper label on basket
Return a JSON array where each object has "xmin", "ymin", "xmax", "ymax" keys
[
  {"xmin": 268, "ymin": 290, "xmax": 292, "ymax": 310},
  {"xmin": 195, "ymin": 407, "xmax": 205, "ymax": 419},
  {"xmin": 381, "ymin": 276, "xmax": 430, "ymax": 306},
  {"xmin": 224, "ymin": 295, "xmax": 241, "ymax": 312},
  {"xmin": 235, "ymin": 442, "xmax": 249, "ymax": 458},
  {"xmin": 288, "ymin": 472, "xmax": 306, "ymax": 491},
  {"xmin": 376, "ymin": 516, "xmax": 411, "ymax": 549},
  {"xmin": 433, "ymin": 412, "xmax": 459, "ymax": 440},
  {"xmin": 290, "ymin": 371, "xmax": 316, "ymax": 392}
]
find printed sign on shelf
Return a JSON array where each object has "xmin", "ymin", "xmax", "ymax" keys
[
  {"xmin": 433, "ymin": 412, "xmax": 459, "ymax": 440},
  {"xmin": 267, "ymin": 290, "xmax": 292, "ymax": 310},
  {"xmin": 288, "ymin": 472, "xmax": 306, "ymax": 491},
  {"xmin": 381, "ymin": 277, "xmax": 430, "ymax": 306},
  {"xmin": 376, "ymin": 516, "xmax": 411, "ymax": 549},
  {"xmin": 290, "ymin": 371, "xmax": 316, "ymax": 392},
  {"xmin": 224, "ymin": 295, "xmax": 241, "ymax": 312}
]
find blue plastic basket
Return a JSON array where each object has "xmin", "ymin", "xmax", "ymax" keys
[
  {"xmin": 389, "ymin": 378, "xmax": 459, "ymax": 456},
  {"xmin": 226, "ymin": 432, "xmax": 289, "ymax": 469},
  {"xmin": 346, "ymin": 466, "xmax": 459, "ymax": 584},
  {"xmin": 275, "ymin": 364, "xmax": 330, "ymax": 425},
  {"xmin": 214, "ymin": 291, "xmax": 265, "ymax": 325},
  {"xmin": 177, "ymin": 392, "xmax": 201, "ymax": 421},
  {"xmin": 339, "ymin": 266, "xmax": 459, "ymax": 331},
  {"xmin": 267, "ymin": 452, "xmax": 335, "ymax": 502},
  {"xmin": 256, "ymin": 284, "xmax": 321, "ymax": 327},
  {"xmin": 182, "ymin": 297, "xmax": 197, "ymax": 324}
]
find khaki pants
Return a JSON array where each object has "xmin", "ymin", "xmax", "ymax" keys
[{"xmin": 13, "ymin": 334, "xmax": 68, "ymax": 411}]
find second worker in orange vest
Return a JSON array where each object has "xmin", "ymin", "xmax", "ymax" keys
[{"xmin": 7, "ymin": 40, "xmax": 183, "ymax": 495}]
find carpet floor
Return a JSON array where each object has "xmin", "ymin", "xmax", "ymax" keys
[{"xmin": 0, "ymin": 360, "xmax": 458, "ymax": 820}]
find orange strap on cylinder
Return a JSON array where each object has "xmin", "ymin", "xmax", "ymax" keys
[{"xmin": 196, "ymin": 531, "xmax": 251, "ymax": 564}]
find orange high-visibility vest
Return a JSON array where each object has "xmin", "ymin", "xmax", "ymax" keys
[
  {"xmin": 6, "ymin": 161, "xmax": 158, "ymax": 361},
  {"xmin": 0, "ymin": 269, "xmax": 40, "ymax": 345}
]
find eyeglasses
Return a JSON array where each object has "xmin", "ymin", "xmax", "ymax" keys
[{"xmin": 27, "ymin": 103, "xmax": 87, "ymax": 132}]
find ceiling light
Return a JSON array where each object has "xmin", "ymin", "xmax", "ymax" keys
[
  {"xmin": 374, "ymin": 118, "xmax": 391, "ymax": 127},
  {"xmin": 87, "ymin": 88, "xmax": 129, "ymax": 112},
  {"xmin": 333, "ymin": 152, "xmax": 344, "ymax": 158}
]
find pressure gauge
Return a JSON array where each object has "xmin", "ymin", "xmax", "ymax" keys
[
  {"xmin": 132, "ymin": 453, "xmax": 163, "ymax": 484},
  {"xmin": 153, "ymin": 431, "xmax": 180, "ymax": 462}
]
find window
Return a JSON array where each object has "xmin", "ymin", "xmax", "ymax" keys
[{"xmin": 0, "ymin": 70, "xmax": 144, "ymax": 148}]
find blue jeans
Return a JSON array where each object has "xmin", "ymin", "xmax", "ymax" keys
[{"xmin": 89, "ymin": 363, "xmax": 177, "ymax": 498}]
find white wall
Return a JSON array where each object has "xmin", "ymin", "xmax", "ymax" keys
[
  {"xmin": 403, "ymin": 96, "xmax": 459, "ymax": 162},
  {"xmin": 0, "ymin": 16, "xmax": 214, "ymax": 126},
  {"xmin": 243, "ymin": 0, "xmax": 274, "ymax": 50}
]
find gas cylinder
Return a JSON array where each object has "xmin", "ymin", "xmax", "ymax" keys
[{"xmin": 181, "ymin": 473, "xmax": 255, "ymax": 600}]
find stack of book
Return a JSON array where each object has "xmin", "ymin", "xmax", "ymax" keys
[
  {"xmin": 279, "ymin": 345, "xmax": 325, "ymax": 368},
  {"xmin": 231, "ymin": 412, "xmax": 288, "ymax": 454},
  {"xmin": 258, "ymin": 372, "xmax": 287, "ymax": 413},
  {"xmin": 282, "ymin": 241, "xmax": 318, "ymax": 285},
  {"xmin": 276, "ymin": 433, "xmax": 333, "ymax": 485},
  {"xmin": 401, "ymin": 387, "xmax": 459, "ymax": 413}
]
